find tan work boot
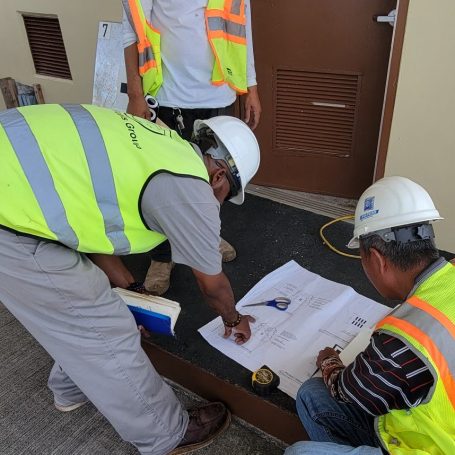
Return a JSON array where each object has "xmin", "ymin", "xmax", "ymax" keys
[
  {"xmin": 220, "ymin": 237, "xmax": 236, "ymax": 263},
  {"xmin": 169, "ymin": 402, "xmax": 231, "ymax": 454},
  {"xmin": 144, "ymin": 260, "xmax": 174, "ymax": 295},
  {"xmin": 54, "ymin": 400, "xmax": 87, "ymax": 412}
]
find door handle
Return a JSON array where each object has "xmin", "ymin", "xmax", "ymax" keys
[{"xmin": 373, "ymin": 9, "xmax": 396, "ymax": 27}]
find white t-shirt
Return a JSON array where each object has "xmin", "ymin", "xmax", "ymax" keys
[{"xmin": 123, "ymin": 0, "xmax": 257, "ymax": 109}]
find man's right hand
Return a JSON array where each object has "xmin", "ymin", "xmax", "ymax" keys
[
  {"xmin": 223, "ymin": 314, "xmax": 255, "ymax": 345},
  {"xmin": 192, "ymin": 269, "xmax": 256, "ymax": 344},
  {"xmin": 127, "ymin": 95, "xmax": 151, "ymax": 120}
]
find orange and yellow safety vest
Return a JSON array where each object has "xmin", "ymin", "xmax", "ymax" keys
[
  {"xmin": 124, "ymin": 0, "xmax": 248, "ymax": 96},
  {"xmin": 375, "ymin": 261, "xmax": 455, "ymax": 454}
]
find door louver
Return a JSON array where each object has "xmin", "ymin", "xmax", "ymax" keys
[{"xmin": 274, "ymin": 69, "xmax": 360, "ymax": 158}]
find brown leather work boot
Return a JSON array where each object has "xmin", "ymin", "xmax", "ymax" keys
[
  {"xmin": 220, "ymin": 237, "xmax": 236, "ymax": 263},
  {"xmin": 169, "ymin": 402, "xmax": 231, "ymax": 454},
  {"xmin": 144, "ymin": 260, "xmax": 174, "ymax": 295}
]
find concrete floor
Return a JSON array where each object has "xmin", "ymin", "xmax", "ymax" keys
[{"xmin": 0, "ymin": 301, "xmax": 287, "ymax": 454}]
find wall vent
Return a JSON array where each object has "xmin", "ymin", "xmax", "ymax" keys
[
  {"xmin": 23, "ymin": 14, "xmax": 72, "ymax": 80},
  {"xmin": 274, "ymin": 69, "xmax": 361, "ymax": 158}
]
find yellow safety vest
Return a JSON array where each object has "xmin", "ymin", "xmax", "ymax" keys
[
  {"xmin": 375, "ymin": 262, "xmax": 455, "ymax": 454},
  {"xmin": 125, "ymin": 0, "xmax": 248, "ymax": 96},
  {"xmin": 0, "ymin": 104, "xmax": 209, "ymax": 255}
]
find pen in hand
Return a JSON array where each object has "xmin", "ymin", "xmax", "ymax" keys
[
  {"xmin": 310, "ymin": 345, "xmax": 342, "ymax": 378},
  {"xmin": 310, "ymin": 366, "xmax": 320, "ymax": 378}
]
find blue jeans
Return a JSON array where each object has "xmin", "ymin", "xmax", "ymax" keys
[
  {"xmin": 285, "ymin": 378, "xmax": 383, "ymax": 455},
  {"xmin": 285, "ymin": 442, "xmax": 382, "ymax": 455}
]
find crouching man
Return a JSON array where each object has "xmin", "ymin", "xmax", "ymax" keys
[{"xmin": 286, "ymin": 177, "xmax": 454, "ymax": 455}]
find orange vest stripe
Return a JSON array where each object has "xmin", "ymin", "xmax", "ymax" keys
[
  {"xmin": 377, "ymin": 315, "xmax": 455, "ymax": 408},
  {"xmin": 408, "ymin": 295, "xmax": 455, "ymax": 339},
  {"xmin": 209, "ymin": 30, "xmax": 247, "ymax": 45},
  {"xmin": 127, "ymin": 0, "xmax": 147, "ymax": 43},
  {"xmin": 139, "ymin": 60, "xmax": 157, "ymax": 73},
  {"xmin": 145, "ymin": 19, "xmax": 160, "ymax": 34}
]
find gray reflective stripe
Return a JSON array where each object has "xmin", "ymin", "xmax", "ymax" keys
[
  {"xmin": 230, "ymin": 0, "xmax": 242, "ymax": 15},
  {"xmin": 392, "ymin": 302, "xmax": 455, "ymax": 378},
  {"xmin": 139, "ymin": 46, "xmax": 156, "ymax": 68},
  {"xmin": 62, "ymin": 105, "xmax": 131, "ymax": 255},
  {"xmin": 0, "ymin": 109, "xmax": 79, "ymax": 249},
  {"xmin": 207, "ymin": 17, "xmax": 246, "ymax": 38}
]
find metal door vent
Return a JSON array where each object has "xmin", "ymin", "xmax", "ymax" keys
[
  {"xmin": 23, "ymin": 14, "xmax": 72, "ymax": 80},
  {"xmin": 274, "ymin": 69, "xmax": 361, "ymax": 158}
]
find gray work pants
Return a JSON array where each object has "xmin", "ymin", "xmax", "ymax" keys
[{"xmin": 0, "ymin": 229, "xmax": 187, "ymax": 455}]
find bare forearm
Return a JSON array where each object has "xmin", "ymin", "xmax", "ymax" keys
[
  {"xmin": 192, "ymin": 268, "xmax": 254, "ymax": 344},
  {"xmin": 193, "ymin": 270, "xmax": 237, "ymax": 321},
  {"xmin": 124, "ymin": 43, "xmax": 143, "ymax": 98},
  {"xmin": 88, "ymin": 254, "xmax": 134, "ymax": 288}
]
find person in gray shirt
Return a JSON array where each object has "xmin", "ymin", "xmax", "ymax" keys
[{"xmin": 0, "ymin": 105, "xmax": 259, "ymax": 454}]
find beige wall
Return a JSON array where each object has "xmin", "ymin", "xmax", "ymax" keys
[
  {"xmin": 1, "ymin": 0, "xmax": 453, "ymax": 252},
  {"xmin": 385, "ymin": 0, "xmax": 455, "ymax": 252},
  {"xmin": 0, "ymin": 0, "xmax": 122, "ymax": 110}
]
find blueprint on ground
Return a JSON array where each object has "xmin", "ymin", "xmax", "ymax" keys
[{"xmin": 198, "ymin": 260, "xmax": 391, "ymax": 399}]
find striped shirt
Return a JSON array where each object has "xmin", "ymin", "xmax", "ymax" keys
[
  {"xmin": 322, "ymin": 333, "xmax": 434, "ymax": 416},
  {"xmin": 321, "ymin": 258, "xmax": 450, "ymax": 416}
]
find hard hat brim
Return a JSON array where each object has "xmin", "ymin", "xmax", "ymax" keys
[
  {"xmin": 347, "ymin": 237, "xmax": 359, "ymax": 249},
  {"xmin": 229, "ymin": 188, "xmax": 245, "ymax": 205}
]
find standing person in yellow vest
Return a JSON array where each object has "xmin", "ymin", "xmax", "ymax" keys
[
  {"xmin": 285, "ymin": 177, "xmax": 455, "ymax": 455},
  {"xmin": 121, "ymin": 0, "xmax": 262, "ymax": 296},
  {"xmin": 0, "ymin": 104, "xmax": 260, "ymax": 454}
]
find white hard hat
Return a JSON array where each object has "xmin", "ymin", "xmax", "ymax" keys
[
  {"xmin": 194, "ymin": 116, "xmax": 260, "ymax": 204},
  {"xmin": 347, "ymin": 176, "xmax": 442, "ymax": 249}
]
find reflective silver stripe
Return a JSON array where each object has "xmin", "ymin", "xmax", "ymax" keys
[
  {"xmin": 230, "ymin": 0, "xmax": 242, "ymax": 15},
  {"xmin": 207, "ymin": 17, "xmax": 246, "ymax": 38},
  {"xmin": 392, "ymin": 302, "xmax": 455, "ymax": 377},
  {"xmin": 0, "ymin": 108, "xmax": 79, "ymax": 248},
  {"xmin": 139, "ymin": 46, "xmax": 155, "ymax": 68},
  {"xmin": 62, "ymin": 105, "xmax": 131, "ymax": 255}
]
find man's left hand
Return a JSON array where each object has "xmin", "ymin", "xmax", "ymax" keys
[
  {"xmin": 316, "ymin": 347, "xmax": 340, "ymax": 368},
  {"xmin": 243, "ymin": 85, "xmax": 261, "ymax": 130},
  {"xmin": 138, "ymin": 325, "xmax": 151, "ymax": 338}
]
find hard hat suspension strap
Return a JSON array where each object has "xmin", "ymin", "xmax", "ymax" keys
[{"xmin": 367, "ymin": 223, "xmax": 435, "ymax": 244}]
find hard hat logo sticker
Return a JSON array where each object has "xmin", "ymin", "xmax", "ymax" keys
[
  {"xmin": 364, "ymin": 196, "xmax": 375, "ymax": 211},
  {"xmin": 360, "ymin": 209, "xmax": 379, "ymax": 221}
]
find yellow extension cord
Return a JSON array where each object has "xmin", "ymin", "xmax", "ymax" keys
[{"xmin": 319, "ymin": 215, "xmax": 361, "ymax": 259}]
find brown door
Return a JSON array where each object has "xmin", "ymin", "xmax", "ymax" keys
[{"xmin": 251, "ymin": 0, "xmax": 396, "ymax": 198}]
